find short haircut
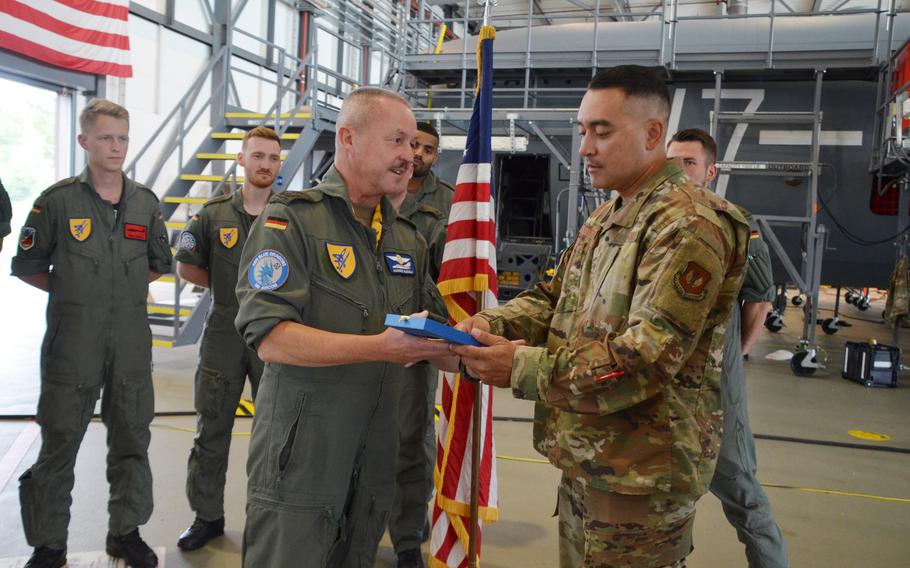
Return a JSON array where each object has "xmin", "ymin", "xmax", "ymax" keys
[
  {"xmin": 337, "ymin": 87, "xmax": 411, "ymax": 131},
  {"xmin": 587, "ymin": 65, "xmax": 670, "ymax": 123},
  {"xmin": 669, "ymin": 128, "xmax": 718, "ymax": 164},
  {"xmin": 80, "ymin": 98, "xmax": 129, "ymax": 133},
  {"xmin": 416, "ymin": 121, "xmax": 439, "ymax": 142},
  {"xmin": 243, "ymin": 126, "xmax": 281, "ymax": 149}
]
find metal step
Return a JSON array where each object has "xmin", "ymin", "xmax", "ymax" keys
[
  {"xmin": 180, "ymin": 174, "xmax": 246, "ymax": 183},
  {"xmin": 714, "ymin": 111, "xmax": 819, "ymax": 124},
  {"xmin": 211, "ymin": 132, "xmax": 300, "ymax": 140},
  {"xmin": 163, "ymin": 196, "xmax": 209, "ymax": 204},
  {"xmin": 148, "ymin": 303, "xmax": 192, "ymax": 317},
  {"xmin": 152, "ymin": 335, "xmax": 174, "ymax": 348},
  {"xmin": 196, "ymin": 152, "xmax": 286, "ymax": 161},
  {"xmin": 717, "ymin": 161, "xmax": 816, "ymax": 176}
]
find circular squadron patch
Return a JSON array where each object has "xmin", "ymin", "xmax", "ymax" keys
[
  {"xmin": 179, "ymin": 231, "xmax": 197, "ymax": 251},
  {"xmin": 248, "ymin": 249, "xmax": 289, "ymax": 290}
]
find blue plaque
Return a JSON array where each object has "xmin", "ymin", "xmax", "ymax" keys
[{"xmin": 384, "ymin": 314, "xmax": 482, "ymax": 346}]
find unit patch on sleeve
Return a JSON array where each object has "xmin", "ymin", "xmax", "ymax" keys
[
  {"xmin": 19, "ymin": 227, "xmax": 36, "ymax": 251},
  {"xmin": 179, "ymin": 231, "xmax": 197, "ymax": 252},
  {"xmin": 124, "ymin": 223, "xmax": 148, "ymax": 241},
  {"xmin": 219, "ymin": 227, "xmax": 239, "ymax": 248},
  {"xmin": 384, "ymin": 252, "xmax": 415, "ymax": 276},
  {"xmin": 69, "ymin": 218, "xmax": 92, "ymax": 242},
  {"xmin": 674, "ymin": 261, "xmax": 712, "ymax": 301},
  {"xmin": 248, "ymin": 249, "xmax": 290, "ymax": 290}
]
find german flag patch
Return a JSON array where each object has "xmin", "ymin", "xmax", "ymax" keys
[
  {"xmin": 750, "ymin": 230, "xmax": 760, "ymax": 239},
  {"xmin": 264, "ymin": 217, "xmax": 288, "ymax": 231},
  {"xmin": 31, "ymin": 205, "xmax": 42, "ymax": 214}
]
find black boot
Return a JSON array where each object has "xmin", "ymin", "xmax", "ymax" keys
[
  {"xmin": 24, "ymin": 547, "xmax": 66, "ymax": 568},
  {"xmin": 106, "ymin": 529, "xmax": 158, "ymax": 568},
  {"xmin": 397, "ymin": 548, "xmax": 426, "ymax": 568},
  {"xmin": 177, "ymin": 516, "xmax": 225, "ymax": 551}
]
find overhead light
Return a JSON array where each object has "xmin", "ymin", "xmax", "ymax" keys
[{"xmin": 440, "ymin": 135, "xmax": 529, "ymax": 152}]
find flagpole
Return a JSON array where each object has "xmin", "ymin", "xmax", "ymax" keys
[{"xmin": 468, "ymin": 1, "xmax": 494, "ymax": 562}]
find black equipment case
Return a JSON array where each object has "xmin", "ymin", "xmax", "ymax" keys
[{"xmin": 842, "ymin": 341, "xmax": 900, "ymax": 388}]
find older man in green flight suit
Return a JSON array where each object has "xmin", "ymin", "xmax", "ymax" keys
[{"xmin": 235, "ymin": 87, "xmax": 453, "ymax": 567}]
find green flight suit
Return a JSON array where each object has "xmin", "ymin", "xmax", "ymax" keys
[
  {"xmin": 388, "ymin": 197, "xmax": 447, "ymax": 554},
  {"xmin": 11, "ymin": 168, "xmax": 172, "ymax": 550},
  {"xmin": 175, "ymin": 188, "xmax": 266, "ymax": 522},
  {"xmin": 0, "ymin": 177, "xmax": 11, "ymax": 241},
  {"xmin": 411, "ymin": 171, "xmax": 454, "ymax": 219},
  {"xmin": 711, "ymin": 216, "xmax": 790, "ymax": 568},
  {"xmin": 235, "ymin": 166, "xmax": 445, "ymax": 567}
]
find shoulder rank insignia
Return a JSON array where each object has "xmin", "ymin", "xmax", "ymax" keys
[
  {"xmin": 219, "ymin": 227, "xmax": 239, "ymax": 249},
  {"xmin": 69, "ymin": 218, "xmax": 92, "ymax": 242},
  {"xmin": 384, "ymin": 252, "xmax": 415, "ymax": 276},
  {"xmin": 674, "ymin": 261, "xmax": 712, "ymax": 301},
  {"xmin": 326, "ymin": 242, "xmax": 356, "ymax": 279}
]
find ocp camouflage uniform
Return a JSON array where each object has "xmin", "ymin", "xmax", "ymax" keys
[
  {"xmin": 234, "ymin": 166, "xmax": 446, "ymax": 567},
  {"xmin": 411, "ymin": 170, "xmax": 454, "ymax": 219},
  {"xmin": 388, "ymin": 196, "xmax": 447, "ymax": 554},
  {"xmin": 477, "ymin": 160, "xmax": 750, "ymax": 568},
  {"xmin": 711, "ymin": 215, "xmax": 789, "ymax": 568},
  {"xmin": 11, "ymin": 169, "xmax": 172, "ymax": 549},
  {"xmin": 175, "ymin": 188, "xmax": 267, "ymax": 522},
  {"xmin": 885, "ymin": 254, "xmax": 910, "ymax": 325}
]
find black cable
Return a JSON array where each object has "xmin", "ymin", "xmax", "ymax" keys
[{"xmin": 817, "ymin": 164, "xmax": 910, "ymax": 246}]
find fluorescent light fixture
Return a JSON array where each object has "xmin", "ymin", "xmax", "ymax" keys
[{"xmin": 440, "ymin": 135, "xmax": 529, "ymax": 152}]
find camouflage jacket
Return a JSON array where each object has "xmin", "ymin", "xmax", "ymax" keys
[{"xmin": 478, "ymin": 160, "xmax": 750, "ymax": 497}]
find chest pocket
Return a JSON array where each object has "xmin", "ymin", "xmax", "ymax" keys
[
  {"xmin": 308, "ymin": 276, "xmax": 371, "ymax": 334},
  {"xmin": 211, "ymin": 225, "xmax": 244, "ymax": 306},
  {"xmin": 55, "ymin": 213, "xmax": 105, "ymax": 305}
]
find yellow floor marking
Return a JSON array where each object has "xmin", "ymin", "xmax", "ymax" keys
[{"xmin": 848, "ymin": 430, "xmax": 891, "ymax": 441}]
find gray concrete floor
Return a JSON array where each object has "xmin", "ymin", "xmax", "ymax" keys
[{"xmin": 1, "ymin": 287, "xmax": 909, "ymax": 567}]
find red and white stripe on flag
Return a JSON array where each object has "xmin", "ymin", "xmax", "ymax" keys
[
  {"xmin": 0, "ymin": 0, "xmax": 133, "ymax": 77},
  {"xmin": 431, "ymin": 23, "xmax": 498, "ymax": 567}
]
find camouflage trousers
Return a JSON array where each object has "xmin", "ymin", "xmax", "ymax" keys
[{"xmin": 558, "ymin": 474, "xmax": 695, "ymax": 568}]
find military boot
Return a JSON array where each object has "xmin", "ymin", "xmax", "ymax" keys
[
  {"xmin": 177, "ymin": 516, "xmax": 225, "ymax": 551},
  {"xmin": 106, "ymin": 529, "xmax": 158, "ymax": 567},
  {"xmin": 397, "ymin": 548, "xmax": 426, "ymax": 568},
  {"xmin": 23, "ymin": 547, "xmax": 66, "ymax": 568}
]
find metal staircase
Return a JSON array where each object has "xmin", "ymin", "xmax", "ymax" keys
[{"xmin": 125, "ymin": 27, "xmax": 348, "ymax": 348}]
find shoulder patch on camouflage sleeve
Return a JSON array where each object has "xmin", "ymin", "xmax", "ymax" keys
[{"xmin": 673, "ymin": 261, "xmax": 712, "ymax": 301}]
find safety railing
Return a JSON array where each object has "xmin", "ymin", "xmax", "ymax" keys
[{"xmin": 402, "ymin": 0, "xmax": 905, "ymax": 109}]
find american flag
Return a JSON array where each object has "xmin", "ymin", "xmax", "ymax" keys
[
  {"xmin": 0, "ymin": 0, "xmax": 132, "ymax": 77},
  {"xmin": 430, "ymin": 24, "xmax": 499, "ymax": 568}
]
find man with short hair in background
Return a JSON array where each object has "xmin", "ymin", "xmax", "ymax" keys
[
  {"xmin": 407, "ymin": 122, "xmax": 454, "ymax": 219},
  {"xmin": 12, "ymin": 99, "xmax": 172, "ymax": 568},
  {"xmin": 174, "ymin": 126, "xmax": 282, "ymax": 551},
  {"xmin": 668, "ymin": 128, "xmax": 789, "ymax": 568}
]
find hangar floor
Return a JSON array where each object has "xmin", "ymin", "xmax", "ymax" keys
[{"xmin": 0, "ymin": 285, "xmax": 908, "ymax": 567}]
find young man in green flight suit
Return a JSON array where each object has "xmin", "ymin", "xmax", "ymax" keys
[
  {"xmin": 407, "ymin": 122, "xmax": 454, "ymax": 219},
  {"xmin": 234, "ymin": 87, "xmax": 454, "ymax": 567},
  {"xmin": 174, "ymin": 126, "xmax": 282, "ymax": 551},
  {"xmin": 11, "ymin": 99, "xmax": 172, "ymax": 568},
  {"xmin": 387, "ymin": 166, "xmax": 449, "ymax": 568},
  {"xmin": 451, "ymin": 66, "xmax": 751, "ymax": 568},
  {"xmin": 668, "ymin": 128, "xmax": 790, "ymax": 568}
]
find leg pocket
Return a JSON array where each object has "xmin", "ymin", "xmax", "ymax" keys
[
  {"xmin": 19, "ymin": 469, "xmax": 39, "ymax": 545},
  {"xmin": 243, "ymin": 496, "xmax": 335, "ymax": 568},
  {"xmin": 195, "ymin": 366, "xmax": 226, "ymax": 419},
  {"xmin": 275, "ymin": 394, "xmax": 308, "ymax": 484}
]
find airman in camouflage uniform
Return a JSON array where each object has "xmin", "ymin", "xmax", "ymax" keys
[
  {"xmin": 453, "ymin": 66, "xmax": 750, "ymax": 568},
  {"xmin": 885, "ymin": 254, "xmax": 910, "ymax": 325},
  {"xmin": 669, "ymin": 128, "xmax": 789, "ymax": 568}
]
